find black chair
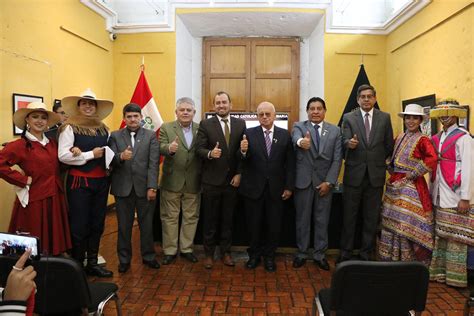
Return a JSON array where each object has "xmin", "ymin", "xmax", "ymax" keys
[
  {"xmin": 0, "ymin": 256, "xmax": 122, "ymax": 315},
  {"xmin": 312, "ymin": 261, "xmax": 429, "ymax": 316}
]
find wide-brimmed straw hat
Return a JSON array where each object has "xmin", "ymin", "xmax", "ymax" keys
[
  {"xmin": 430, "ymin": 99, "xmax": 467, "ymax": 119},
  {"xmin": 398, "ymin": 103, "xmax": 426, "ymax": 118},
  {"xmin": 61, "ymin": 88, "xmax": 113, "ymax": 120},
  {"xmin": 13, "ymin": 102, "xmax": 61, "ymax": 129}
]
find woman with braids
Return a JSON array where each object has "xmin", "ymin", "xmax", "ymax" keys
[
  {"xmin": 0, "ymin": 102, "xmax": 71, "ymax": 256},
  {"xmin": 58, "ymin": 88, "xmax": 114, "ymax": 277},
  {"xmin": 378, "ymin": 103, "xmax": 437, "ymax": 266}
]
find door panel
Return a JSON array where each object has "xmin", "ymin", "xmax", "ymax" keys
[{"xmin": 203, "ymin": 37, "xmax": 299, "ymax": 129}]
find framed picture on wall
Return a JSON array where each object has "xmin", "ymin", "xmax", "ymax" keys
[
  {"xmin": 402, "ymin": 94, "xmax": 436, "ymax": 136},
  {"xmin": 12, "ymin": 93, "xmax": 44, "ymax": 135},
  {"xmin": 458, "ymin": 105, "xmax": 470, "ymax": 131}
]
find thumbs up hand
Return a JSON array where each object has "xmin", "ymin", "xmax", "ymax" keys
[
  {"xmin": 300, "ymin": 131, "xmax": 311, "ymax": 150},
  {"xmin": 348, "ymin": 134, "xmax": 359, "ymax": 149},
  {"xmin": 120, "ymin": 145, "xmax": 133, "ymax": 161},
  {"xmin": 240, "ymin": 134, "xmax": 248, "ymax": 153},
  {"xmin": 169, "ymin": 136, "xmax": 179, "ymax": 154},
  {"xmin": 210, "ymin": 142, "xmax": 222, "ymax": 159}
]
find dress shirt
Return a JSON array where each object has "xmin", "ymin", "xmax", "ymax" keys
[
  {"xmin": 297, "ymin": 121, "xmax": 323, "ymax": 147},
  {"xmin": 431, "ymin": 124, "xmax": 472, "ymax": 207},
  {"xmin": 218, "ymin": 115, "xmax": 231, "ymax": 136},
  {"xmin": 180, "ymin": 123, "xmax": 193, "ymax": 148},
  {"xmin": 58, "ymin": 125, "xmax": 96, "ymax": 165},
  {"xmin": 360, "ymin": 107, "xmax": 374, "ymax": 130},
  {"xmin": 261, "ymin": 125, "xmax": 275, "ymax": 138}
]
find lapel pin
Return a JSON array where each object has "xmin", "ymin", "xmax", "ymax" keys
[{"xmin": 273, "ymin": 138, "xmax": 278, "ymax": 143}]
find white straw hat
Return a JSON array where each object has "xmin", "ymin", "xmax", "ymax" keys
[
  {"xmin": 13, "ymin": 102, "xmax": 60, "ymax": 129},
  {"xmin": 61, "ymin": 88, "xmax": 113, "ymax": 120},
  {"xmin": 398, "ymin": 104, "xmax": 426, "ymax": 118}
]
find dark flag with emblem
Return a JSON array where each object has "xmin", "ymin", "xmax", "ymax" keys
[{"xmin": 338, "ymin": 64, "xmax": 379, "ymax": 126}]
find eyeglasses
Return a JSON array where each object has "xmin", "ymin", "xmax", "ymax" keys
[{"xmin": 258, "ymin": 112, "xmax": 272, "ymax": 117}]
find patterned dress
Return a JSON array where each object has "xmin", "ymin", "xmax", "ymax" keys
[{"xmin": 378, "ymin": 131, "xmax": 437, "ymax": 266}]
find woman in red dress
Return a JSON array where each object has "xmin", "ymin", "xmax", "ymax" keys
[{"xmin": 0, "ymin": 102, "xmax": 71, "ymax": 255}]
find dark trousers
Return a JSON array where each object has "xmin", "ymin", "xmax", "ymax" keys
[
  {"xmin": 340, "ymin": 174, "xmax": 383, "ymax": 259},
  {"xmin": 115, "ymin": 188, "xmax": 156, "ymax": 264},
  {"xmin": 67, "ymin": 175, "xmax": 109, "ymax": 266},
  {"xmin": 245, "ymin": 183, "xmax": 284, "ymax": 259},
  {"xmin": 201, "ymin": 184, "xmax": 238, "ymax": 257}
]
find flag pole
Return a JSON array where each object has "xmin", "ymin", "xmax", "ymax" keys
[{"xmin": 140, "ymin": 55, "xmax": 145, "ymax": 72}]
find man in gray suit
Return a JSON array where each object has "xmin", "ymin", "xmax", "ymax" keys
[
  {"xmin": 159, "ymin": 97, "xmax": 201, "ymax": 265},
  {"xmin": 292, "ymin": 97, "xmax": 342, "ymax": 270},
  {"xmin": 109, "ymin": 103, "xmax": 160, "ymax": 273},
  {"xmin": 338, "ymin": 84, "xmax": 394, "ymax": 263}
]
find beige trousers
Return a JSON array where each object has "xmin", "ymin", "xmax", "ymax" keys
[{"xmin": 160, "ymin": 189, "xmax": 201, "ymax": 255}]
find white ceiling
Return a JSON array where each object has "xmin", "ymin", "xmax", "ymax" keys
[
  {"xmin": 81, "ymin": 0, "xmax": 431, "ymax": 35},
  {"xmin": 178, "ymin": 11, "xmax": 323, "ymax": 37}
]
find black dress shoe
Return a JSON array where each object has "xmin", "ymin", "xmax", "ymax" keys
[
  {"xmin": 142, "ymin": 259, "xmax": 161, "ymax": 269},
  {"xmin": 85, "ymin": 265, "xmax": 113, "ymax": 277},
  {"xmin": 314, "ymin": 258, "xmax": 330, "ymax": 271},
  {"xmin": 180, "ymin": 252, "xmax": 198, "ymax": 263},
  {"xmin": 162, "ymin": 255, "xmax": 177, "ymax": 265},
  {"xmin": 293, "ymin": 257, "xmax": 306, "ymax": 268},
  {"xmin": 264, "ymin": 258, "xmax": 276, "ymax": 272},
  {"xmin": 246, "ymin": 257, "xmax": 260, "ymax": 269},
  {"xmin": 118, "ymin": 263, "xmax": 130, "ymax": 273}
]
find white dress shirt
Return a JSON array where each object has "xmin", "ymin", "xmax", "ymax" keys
[
  {"xmin": 218, "ymin": 115, "xmax": 231, "ymax": 135},
  {"xmin": 360, "ymin": 107, "xmax": 374, "ymax": 129},
  {"xmin": 431, "ymin": 124, "xmax": 472, "ymax": 207}
]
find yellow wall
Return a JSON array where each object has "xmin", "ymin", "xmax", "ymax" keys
[
  {"xmin": 324, "ymin": 34, "xmax": 387, "ymax": 125},
  {"xmin": 112, "ymin": 33, "xmax": 176, "ymax": 127},
  {"xmin": 0, "ymin": 0, "xmax": 115, "ymax": 230},
  {"xmin": 386, "ymin": 0, "xmax": 473, "ymax": 135}
]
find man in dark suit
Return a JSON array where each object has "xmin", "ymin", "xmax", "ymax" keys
[
  {"xmin": 109, "ymin": 103, "xmax": 160, "ymax": 273},
  {"xmin": 239, "ymin": 101, "xmax": 295, "ymax": 272},
  {"xmin": 338, "ymin": 84, "xmax": 394, "ymax": 262},
  {"xmin": 195, "ymin": 91, "xmax": 246, "ymax": 269},
  {"xmin": 292, "ymin": 97, "xmax": 342, "ymax": 270}
]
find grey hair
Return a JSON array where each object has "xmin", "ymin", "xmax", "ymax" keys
[{"xmin": 176, "ymin": 97, "xmax": 195, "ymax": 109}]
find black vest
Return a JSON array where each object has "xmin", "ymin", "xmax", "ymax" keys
[{"xmin": 73, "ymin": 131, "xmax": 108, "ymax": 172}]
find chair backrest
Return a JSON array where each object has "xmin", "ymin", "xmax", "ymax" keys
[
  {"xmin": 329, "ymin": 261, "xmax": 429, "ymax": 315},
  {"xmin": 0, "ymin": 256, "xmax": 91, "ymax": 315}
]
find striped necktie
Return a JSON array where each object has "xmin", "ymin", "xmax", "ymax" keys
[{"xmin": 264, "ymin": 129, "xmax": 272, "ymax": 156}]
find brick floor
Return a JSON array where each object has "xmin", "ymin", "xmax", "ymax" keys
[{"xmin": 93, "ymin": 213, "xmax": 470, "ymax": 315}]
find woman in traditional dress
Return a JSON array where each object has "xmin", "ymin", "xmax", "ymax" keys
[
  {"xmin": 0, "ymin": 102, "xmax": 71, "ymax": 256},
  {"xmin": 378, "ymin": 103, "xmax": 437, "ymax": 266},
  {"xmin": 58, "ymin": 88, "xmax": 114, "ymax": 277}
]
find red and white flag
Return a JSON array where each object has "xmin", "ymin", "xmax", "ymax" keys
[{"xmin": 121, "ymin": 69, "xmax": 163, "ymax": 133}]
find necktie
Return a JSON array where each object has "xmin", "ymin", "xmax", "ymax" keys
[
  {"xmin": 222, "ymin": 118, "xmax": 230, "ymax": 145},
  {"xmin": 364, "ymin": 113, "xmax": 371, "ymax": 142},
  {"xmin": 130, "ymin": 131, "xmax": 136, "ymax": 148},
  {"xmin": 314, "ymin": 124, "xmax": 320, "ymax": 151},
  {"xmin": 264, "ymin": 129, "xmax": 272, "ymax": 156}
]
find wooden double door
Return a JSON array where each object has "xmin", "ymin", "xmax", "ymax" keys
[{"xmin": 202, "ymin": 37, "xmax": 300, "ymax": 129}]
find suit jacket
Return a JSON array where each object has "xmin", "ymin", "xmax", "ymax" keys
[
  {"xmin": 109, "ymin": 127, "xmax": 159, "ymax": 198},
  {"xmin": 342, "ymin": 108, "xmax": 394, "ymax": 187},
  {"xmin": 159, "ymin": 121, "xmax": 201, "ymax": 194},
  {"xmin": 239, "ymin": 125, "xmax": 295, "ymax": 200},
  {"xmin": 292, "ymin": 121, "xmax": 342, "ymax": 190},
  {"xmin": 195, "ymin": 115, "xmax": 246, "ymax": 188}
]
